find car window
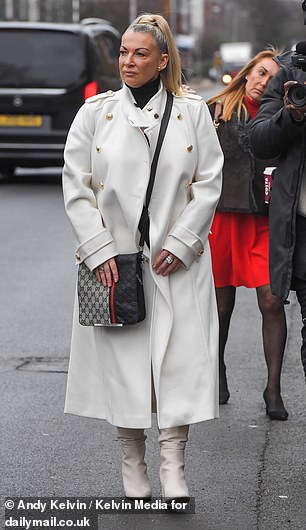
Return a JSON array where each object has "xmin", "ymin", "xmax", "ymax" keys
[
  {"xmin": 0, "ymin": 29, "xmax": 87, "ymax": 88},
  {"xmin": 93, "ymin": 32, "xmax": 119, "ymax": 77}
]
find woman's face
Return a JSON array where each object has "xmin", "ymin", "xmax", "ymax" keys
[
  {"xmin": 119, "ymin": 30, "xmax": 168, "ymax": 88},
  {"xmin": 245, "ymin": 58, "xmax": 279, "ymax": 103}
]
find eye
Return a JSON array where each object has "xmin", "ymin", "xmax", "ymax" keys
[{"xmin": 119, "ymin": 50, "xmax": 127, "ymax": 56}]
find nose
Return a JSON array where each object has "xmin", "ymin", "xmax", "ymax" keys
[
  {"xmin": 260, "ymin": 76, "xmax": 269, "ymax": 88},
  {"xmin": 123, "ymin": 52, "xmax": 134, "ymax": 66}
]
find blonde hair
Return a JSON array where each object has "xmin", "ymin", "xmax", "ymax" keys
[
  {"xmin": 126, "ymin": 13, "xmax": 182, "ymax": 95},
  {"xmin": 207, "ymin": 48, "xmax": 280, "ymax": 121}
]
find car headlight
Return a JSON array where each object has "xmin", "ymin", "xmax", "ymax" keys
[{"xmin": 222, "ymin": 73, "xmax": 233, "ymax": 84}]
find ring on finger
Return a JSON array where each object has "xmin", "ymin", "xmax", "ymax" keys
[{"xmin": 165, "ymin": 255, "xmax": 174, "ymax": 265}]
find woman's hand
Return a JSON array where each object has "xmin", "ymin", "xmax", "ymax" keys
[
  {"xmin": 152, "ymin": 250, "xmax": 182, "ymax": 276},
  {"xmin": 284, "ymin": 80, "xmax": 306, "ymax": 122},
  {"xmin": 95, "ymin": 258, "xmax": 119, "ymax": 287}
]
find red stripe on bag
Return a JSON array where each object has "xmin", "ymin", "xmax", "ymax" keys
[{"xmin": 110, "ymin": 282, "xmax": 116, "ymax": 324}]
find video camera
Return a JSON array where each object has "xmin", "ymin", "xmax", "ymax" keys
[
  {"xmin": 291, "ymin": 42, "xmax": 306, "ymax": 72},
  {"xmin": 288, "ymin": 1, "xmax": 306, "ymax": 106}
]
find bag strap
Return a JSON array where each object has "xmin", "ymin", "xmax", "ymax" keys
[{"xmin": 138, "ymin": 91, "xmax": 174, "ymax": 248}]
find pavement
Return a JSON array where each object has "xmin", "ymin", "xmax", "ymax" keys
[{"xmin": 1, "ymin": 170, "xmax": 306, "ymax": 530}]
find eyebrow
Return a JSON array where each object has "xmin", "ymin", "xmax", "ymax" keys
[
  {"xmin": 120, "ymin": 45, "xmax": 151, "ymax": 52},
  {"xmin": 258, "ymin": 66, "xmax": 268, "ymax": 72}
]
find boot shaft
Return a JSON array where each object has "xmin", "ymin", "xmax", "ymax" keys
[
  {"xmin": 158, "ymin": 425, "xmax": 190, "ymax": 501},
  {"xmin": 158, "ymin": 425, "xmax": 189, "ymax": 448},
  {"xmin": 116, "ymin": 427, "xmax": 152, "ymax": 499}
]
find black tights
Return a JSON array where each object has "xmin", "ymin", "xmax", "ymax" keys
[
  {"xmin": 294, "ymin": 278, "xmax": 306, "ymax": 378},
  {"xmin": 216, "ymin": 284, "xmax": 287, "ymax": 395}
]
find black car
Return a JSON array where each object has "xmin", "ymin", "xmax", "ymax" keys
[{"xmin": 0, "ymin": 19, "xmax": 122, "ymax": 175}]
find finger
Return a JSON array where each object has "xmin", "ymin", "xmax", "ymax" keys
[
  {"xmin": 284, "ymin": 81, "xmax": 297, "ymax": 91},
  {"xmin": 95, "ymin": 266, "xmax": 107, "ymax": 286},
  {"xmin": 152, "ymin": 251, "xmax": 170, "ymax": 274},
  {"xmin": 109, "ymin": 258, "xmax": 119, "ymax": 283},
  {"xmin": 103, "ymin": 262, "xmax": 113, "ymax": 287},
  {"xmin": 100, "ymin": 270, "xmax": 108, "ymax": 287},
  {"xmin": 161, "ymin": 259, "xmax": 181, "ymax": 276},
  {"xmin": 95, "ymin": 263, "xmax": 108, "ymax": 287},
  {"xmin": 152, "ymin": 250, "xmax": 169, "ymax": 270},
  {"xmin": 152, "ymin": 254, "xmax": 162, "ymax": 270},
  {"xmin": 156, "ymin": 252, "xmax": 180, "ymax": 275}
]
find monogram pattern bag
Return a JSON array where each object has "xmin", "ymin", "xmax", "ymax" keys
[
  {"xmin": 78, "ymin": 252, "xmax": 145, "ymax": 326},
  {"xmin": 77, "ymin": 92, "xmax": 173, "ymax": 326}
]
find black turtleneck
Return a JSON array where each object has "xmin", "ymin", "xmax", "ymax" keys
[{"xmin": 127, "ymin": 76, "xmax": 160, "ymax": 109}]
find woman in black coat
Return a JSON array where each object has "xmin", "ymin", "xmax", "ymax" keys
[{"xmin": 250, "ymin": 50, "xmax": 306, "ymax": 379}]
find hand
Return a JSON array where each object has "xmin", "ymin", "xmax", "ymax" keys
[
  {"xmin": 283, "ymin": 80, "xmax": 306, "ymax": 121},
  {"xmin": 95, "ymin": 258, "xmax": 118, "ymax": 287},
  {"xmin": 152, "ymin": 250, "xmax": 182, "ymax": 276}
]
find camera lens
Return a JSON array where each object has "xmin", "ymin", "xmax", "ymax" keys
[{"xmin": 287, "ymin": 83, "xmax": 306, "ymax": 107}]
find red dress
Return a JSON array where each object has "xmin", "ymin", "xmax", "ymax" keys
[{"xmin": 209, "ymin": 96, "xmax": 270, "ymax": 288}]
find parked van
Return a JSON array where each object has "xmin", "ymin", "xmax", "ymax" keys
[{"xmin": 0, "ymin": 20, "xmax": 121, "ymax": 175}]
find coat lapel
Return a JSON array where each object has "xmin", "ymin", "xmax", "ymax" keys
[{"xmin": 120, "ymin": 83, "xmax": 168, "ymax": 135}]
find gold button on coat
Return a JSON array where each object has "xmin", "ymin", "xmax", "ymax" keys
[
  {"xmin": 98, "ymin": 181, "xmax": 104, "ymax": 190},
  {"xmin": 75, "ymin": 253, "xmax": 81, "ymax": 261},
  {"xmin": 96, "ymin": 146, "xmax": 102, "ymax": 152},
  {"xmin": 177, "ymin": 113, "xmax": 183, "ymax": 120},
  {"xmin": 106, "ymin": 113, "xmax": 113, "ymax": 120},
  {"xmin": 187, "ymin": 144, "xmax": 193, "ymax": 152},
  {"xmin": 147, "ymin": 105, "xmax": 153, "ymax": 111},
  {"xmin": 154, "ymin": 113, "xmax": 159, "ymax": 119}
]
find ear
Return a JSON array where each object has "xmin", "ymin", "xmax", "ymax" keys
[{"xmin": 159, "ymin": 53, "xmax": 169, "ymax": 71}]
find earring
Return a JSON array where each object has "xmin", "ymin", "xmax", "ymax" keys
[{"xmin": 158, "ymin": 66, "xmax": 161, "ymax": 71}]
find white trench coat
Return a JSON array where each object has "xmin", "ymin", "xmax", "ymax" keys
[{"xmin": 62, "ymin": 83, "xmax": 223, "ymax": 429}]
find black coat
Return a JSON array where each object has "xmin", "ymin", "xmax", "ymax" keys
[
  {"xmin": 250, "ymin": 52, "xmax": 306, "ymax": 300},
  {"xmin": 210, "ymin": 105, "xmax": 271, "ymax": 215}
]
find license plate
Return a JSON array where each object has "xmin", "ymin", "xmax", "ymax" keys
[{"xmin": 0, "ymin": 114, "xmax": 43, "ymax": 127}]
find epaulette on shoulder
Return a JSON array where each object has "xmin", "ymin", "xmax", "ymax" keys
[
  {"xmin": 86, "ymin": 90, "xmax": 115, "ymax": 104},
  {"xmin": 183, "ymin": 92, "xmax": 202, "ymax": 101}
]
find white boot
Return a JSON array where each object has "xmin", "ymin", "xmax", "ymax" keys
[
  {"xmin": 116, "ymin": 427, "xmax": 152, "ymax": 499},
  {"xmin": 158, "ymin": 425, "xmax": 190, "ymax": 501}
]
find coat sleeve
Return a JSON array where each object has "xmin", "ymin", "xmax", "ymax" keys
[
  {"xmin": 250, "ymin": 68, "xmax": 306, "ymax": 160},
  {"xmin": 163, "ymin": 100, "xmax": 223, "ymax": 268},
  {"xmin": 62, "ymin": 102, "xmax": 119, "ymax": 270}
]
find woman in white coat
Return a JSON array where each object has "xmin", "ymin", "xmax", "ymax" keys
[{"xmin": 63, "ymin": 13, "xmax": 223, "ymax": 502}]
